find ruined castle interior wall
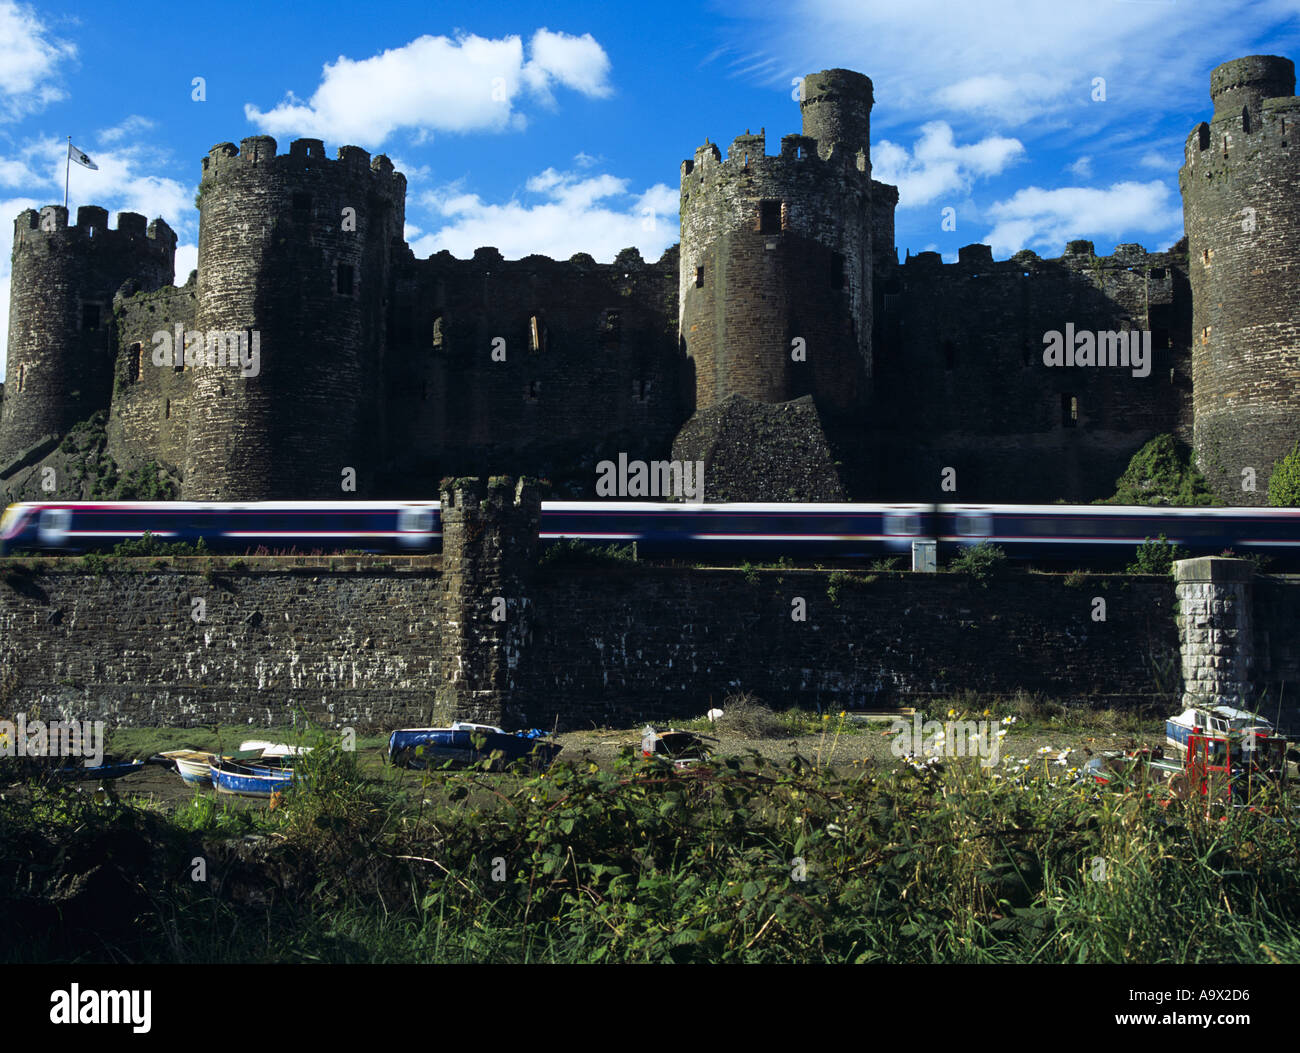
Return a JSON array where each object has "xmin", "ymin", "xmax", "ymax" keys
[
  {"xmin": 867, "ymin": 244, "xmax": 1193, "ymax": 501},
  {"xmin": 107, "ymin": 283, "xmax": 197, "ymax": 473},
  {"xmin": 382, "ymin": 247, "xmax": 683, "ymax": 494}
]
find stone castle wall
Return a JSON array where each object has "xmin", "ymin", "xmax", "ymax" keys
[
  {"xmin": 1181, "ymin": 55, "xmax": 1300, "ymax": 504},
  {"xmin": 7, "ymin": 488, "xmax": 1300, "ymax": 734}
]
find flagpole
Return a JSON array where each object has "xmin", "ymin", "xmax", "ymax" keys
[{"xmin": 64, "ymin": 136, "xmax": 70, "ymax": 209}]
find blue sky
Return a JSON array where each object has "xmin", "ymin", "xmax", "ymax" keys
[{"xmin": 0, "ymin": 0, "xmax": 1297, "ymax": 378}]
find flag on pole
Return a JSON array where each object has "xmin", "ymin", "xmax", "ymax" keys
[{"xmin": 68, "ymin": 143, "xmax": 97, "ymax": 170}]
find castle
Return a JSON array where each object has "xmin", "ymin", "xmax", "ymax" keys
[{"xmin": 0, "ymin": 55, "xmax": 1296, "ymax": 506}]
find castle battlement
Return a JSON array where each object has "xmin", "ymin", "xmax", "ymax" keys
[
  {"xmin": 13, "ymin": 206, "xmax": 176, "ymax": 250},
  {"xmin": 901, "ymin": 241, "xmax": 1181, "ymax": 276},
  {"xmin": 199, "ymin": 135, "xmax": 406, "ymax": 203}
]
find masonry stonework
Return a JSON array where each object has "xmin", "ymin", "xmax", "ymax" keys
[
  {"xmin": 1174, "ymin": 557, "xmax": 1257, "ymax": 712},
  {"xmin": 1181, "ymin": 56, "xmax": 1300, "ymax": 505}
]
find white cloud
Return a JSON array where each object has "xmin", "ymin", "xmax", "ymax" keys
[
  {"xmin": 0, "ymin": 0, "xmax": 75, "ymax": 122},
  {"xmin": 97, "ymin": 115, "xmax": 157, "ymax": 146},
  {"xmin": 1067, "ymin": 156, "xmax": 1093, "ymax": 178},
  {"xmin": 246, "ymin": 29, "xmax": 612, "ymax": 147},
  {"xmin": 412, "ymin": 168, "xmax": 678, "ymax": 262},
  {"xmin": 983, "ymin": 181, "xmax": 1183, "ymax": 256},
  {"xmin": 1140, "ymin": 149, "xmax": 1170, "ymax": 170},
  {"xmin": 173, "ymin": 243, "xmax": 197, "ymax": 285},
  {"xmin": 935, "ymin": 72, "xmax": 1072, "ymax": 124},
  {"xmin": 873, "ymin": 122, "xmax": 1024, "ymax": 207},
  {"xmin": 522, "ymin": 29, "xmax": 612, "ymax": 102}
]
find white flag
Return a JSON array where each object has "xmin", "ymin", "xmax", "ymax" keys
[{"xmin": 68, "ymin": 143, "xmax": 98, "ymax": 170}]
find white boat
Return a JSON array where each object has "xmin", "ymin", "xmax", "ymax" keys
[
  {"xmin": 238, "ymin": 740, "xmax": 312, "ymax": 757},
  {"xmin": 1165, "ymin": 705, "xmax": 1276, "ymax": 757},
  {"xmin": 160, "ymin": 749, "xmax": 217, "ymax": 786}
]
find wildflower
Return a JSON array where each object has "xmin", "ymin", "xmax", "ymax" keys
[{"xmin": 948, "ymin": 708, "xmax": 956, "ymax": 718}]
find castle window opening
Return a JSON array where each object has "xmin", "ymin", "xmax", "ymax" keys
[
  {"xmin": 336, "ymin": 262, "xmax": 354, "ymax": 296},
  {"xmin": 431, "ymin": 312, "xmax": 444, "ymax": 349},
  {"xmin": 1150, "ymin": 268, "xmax": 1167, "ymax": 280},
  {"xmin": 1061, "ymin": 393, "xmax": 1078, "ymax": 428},
  {"xmin": 601, "ymin": 309, "xmax": 621, "ymax": 350},
  {"xmin": 831, "ymin": 252, "xmax": 845, "ymax": 290},
  {"xmin": 695, "ymin": 266, "xmax": 704, "ymax": 288},
  {"xmin": 758, "ymin": 200, "xmax": 783, "ymax": 234},
  {"xmin": 81, "ymin": 304, "xmax": 100, "ymax": 331},
  {"xmin": 16, "ymin": 364, "xmax": 23, "ymax": 393},
  {"xmin": 526, "ymin": 379, "xmax": 540, "ymax": 401},
  {"xmin": 164, "ymin": 399, "xmax": 171, "ymax": 419},
  {"xmin": 529, "ymin": 314, "xmax": 546, "ymax": 353},
  {"xmin": 129, "ymin": 343, "xmax": 142, "ymax": 383}
]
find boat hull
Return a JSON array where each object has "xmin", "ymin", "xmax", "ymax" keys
[{"xmin": 210, "ymin": 758, "xmax": 297, "ymax": 798}]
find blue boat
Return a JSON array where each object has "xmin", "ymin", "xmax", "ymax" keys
[
  {"xmin": 210, "ymin": 756, "xmax": 298, "ymax": 797},
  {"xmin": 47, "ymin": 756, "xmax": 146, "ymax": 781},
  {"xmin": 388, "ymin": 722, "xmax": 562, "ymax": 771}
]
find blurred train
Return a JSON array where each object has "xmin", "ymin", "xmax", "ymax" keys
[{"xmin": 4, "ymin": 500, "xmax": 1300, "ymax": 566}]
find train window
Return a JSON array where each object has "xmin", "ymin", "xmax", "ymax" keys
[
  {"xmin": 956, "ymin": 513, "xmax": 992, "ymax": 537},
  {"xmin": 398, "ymin": 508, "xmax": 434, "ymax": 534},
  {"xmin": 37, "ymin": 508, "xmax": 72, "ymax": 545},
  {"xmin": 884, "ymin": 512, "xmax": 920, "ymax": 535}
]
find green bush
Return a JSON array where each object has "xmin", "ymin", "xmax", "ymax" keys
[
  {"xmin": 1267, "ymin": 442, "xmax": 1300, "ymax": 507},
  {"xmin": 948, "ymin": 541, "xmax": 1007, "ymax": 584},
  {"xmin": 1102, "ymin": 434, "xmax": 1214, "ymax": 506},
  {"xmin": 111, "ymin": 532, "xmax": 208, "ymax": 557},
  {"xmin": 1126, "ymin": 534, "xmax": 1186, "ymax": 576},
  {"xmin": 538, "ymin": 538, "xmax": 636, "ymax": 567}
]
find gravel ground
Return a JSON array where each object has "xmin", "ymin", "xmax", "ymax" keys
[{"xmin": 23, "ymin": 721, "xmax": 1164, "ymax": 814}]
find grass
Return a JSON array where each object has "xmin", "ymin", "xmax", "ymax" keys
[
  {"xmin": 4, "ymin": 709, "xmax": 1296, "ymax": 963},
  {"xmin": 104, "ymin": 724, "xmax": 390, "ymax": 761}
]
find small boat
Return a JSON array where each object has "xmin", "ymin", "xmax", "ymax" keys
[
  {"xmin": 388, "ymin": 722, "xmax": 562, "ymax": 771},
  {"xmin": 46, "ymin": 756, "xmax": 146, "ymax": 781},
  {"xmin": 160, "ymin": 749, "xmax": 217, "ymax": 787},
  {"xmin": 641, "ymin": 727, "xmax": 713, "ymax": 769},
  {"xmin": 210, "ymin": 756, "xmax": 298, "ymax": 798},
  {"xmin": 238, "ymin": 740, "xmax": 312, "ymax": 757},
  {"xmin": 1165, "ymin": 705, "xmax": 1277, "ymax": 757}
]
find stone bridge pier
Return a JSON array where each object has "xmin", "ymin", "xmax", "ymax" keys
[
  {"xmin": 1174, "ymin": 557, "xmax": 1256, "ymax": 712},
  {"xmin": 436, "ymin": 476, "xmax": 540, "ymax": 728}
]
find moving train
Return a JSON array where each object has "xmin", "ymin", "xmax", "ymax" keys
[{"xmin": 4, "ymin": 499, "xmax": 1300, "ymax": 565}]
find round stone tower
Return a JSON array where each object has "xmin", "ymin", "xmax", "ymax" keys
[
  {"xmin": 678, "ymin": 69, "xmax": 882, "ymax": 414},
  {"xmin": 0, "ymin": 206, "xmax": 175, "ymax": 465},
  {"xmin": 183, "ymin": 136, "xmax": 405, "ymax": 499},
  {"xmin": 1180, "ymin": 55, "xmax": 1300, "ymax": 505}
]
